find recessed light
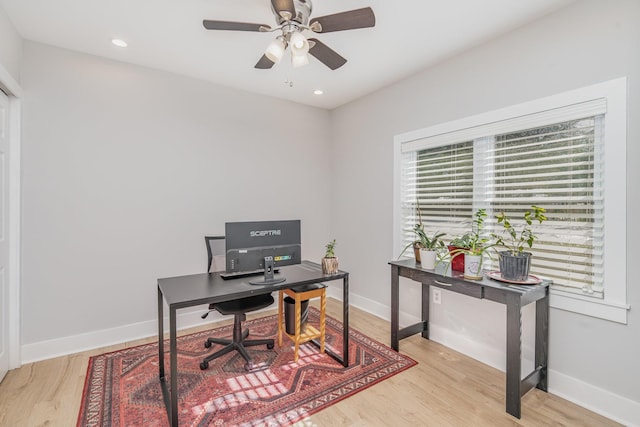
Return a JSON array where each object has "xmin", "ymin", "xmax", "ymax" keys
[
  {"xmin": 313, "ymin": 89, "xmax": 323, "ymax": 95},
  {"xmin": 111, "ymin": 39, "xmax": 128, "ymax": 48}
]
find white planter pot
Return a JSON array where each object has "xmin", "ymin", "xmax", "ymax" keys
[
  {"xmin": 419, "ymin": 249, "xmax": 437, "ymax": 270},
  {"xmin": 464, "ymin": 254, "xmax": 483, "ymax": 280}
]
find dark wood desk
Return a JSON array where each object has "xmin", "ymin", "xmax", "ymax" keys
[
  {"xmin": 389, "ymin": 259, "xmax": 549, "ymax": 419},
  {"xmin": 157, "ymin": 261, "xmax": 350, "ymax": 427}
]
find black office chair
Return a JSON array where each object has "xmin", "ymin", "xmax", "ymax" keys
[{"xmin": 200, "ymin": 236, "xmax": 275, "ymax": 371}]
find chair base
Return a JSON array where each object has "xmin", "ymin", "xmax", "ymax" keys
[{"xmin": 200, "ymin": 313, "xmax": 274, "ymax": 371}]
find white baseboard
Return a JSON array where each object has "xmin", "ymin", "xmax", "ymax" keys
[
  {"xmin": 19, "ymin": 288, "xmax": 368, "ymax": 364},
  {"xmin": 352, "ymin": 295, "xmax": 639, "ymax": 427},
  {"xmin": 374, "ymin": 308, "xmax": 510, "ymax": 372},
  {"xmin": 20, "ymin": 305, "xmax": 228, "ymax": 364},
  {"xmin": 325, "ymin": 286, "xmax": 389, "ymax": 321},
  {"xmin": 19, "ymin": 291, "xmax": 640, "ymax": 427},
  {"xmin": 549, "ymin": 370, "xmax": 639, "ymax": 427}
]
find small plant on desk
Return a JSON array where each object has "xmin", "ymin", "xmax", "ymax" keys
[{"xmin": 322, "ymin": 239, "xmax": 339, "ymax": 274}]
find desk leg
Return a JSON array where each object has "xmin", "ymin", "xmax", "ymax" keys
[
  {"xmin": 158, "ymin": 288, "xmax": 175, "ymax": 426},
  {"xmin": 342, "ymin": 275, "xmax": 350, "ymax": 367},
  {"xmin": 535, "ymin": 288, "xmax": 549, "ymax": 392},
  {"xmin": 170, "ymin": 307, "xmax": 178, "ymax": 427},
  {"xmin": 505, "ymin": 293, "xmax": 522, "ymax": 419},
  {"xmin": 391, "ymin": 265, "xmax": 399, "ymax": 351},
  {"xmin": 422, "ymin": 282, "xmax": 430, "ymax": 340},
  {"xmin": 158, "ymin": 287, "xmax": 165, "ymax": 380}
]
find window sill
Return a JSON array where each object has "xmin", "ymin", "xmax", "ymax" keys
[{"xmin": 550, "ymin": 289, "xmax": 629, "ymax": 324}]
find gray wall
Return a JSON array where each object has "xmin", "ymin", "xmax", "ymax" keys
[
  {"xmin": 19, "ymin": 42, "xmax": 332, "ymax": 347},
  {"xmin": 0, "ymin": 4, "xmax": 21, "ymax": 82},
  {"xmin": 330, "ymin": 0, "xmax": 639, "ymax": 423}
]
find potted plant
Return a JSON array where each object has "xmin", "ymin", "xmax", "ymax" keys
[
  {"xmin": 448, "ymin": 209, "xmax": 495, "ymax": 279},
  {"xmin": 417, "ymin": 227, "xmax": 446, "ymax": 270},
  {"xmin": 398, "ymin": 200, "xmax": 445, "ymax": 264},
  {"xmin": 492, "ymin": 205, "xmax": 547, "ymax": 281},
  {"xmin": 447, "ymin": 233, "xmax": 473, "ymax": 272},
  {"xmin": 400, "ymin": 222, "xmax": 445, "ymax": 269},
  {"xmin": 321, "ymin": 239, "xmax": 339, "ymax": 274},
  {"xmin": 404, "ymin": 201, "xmax": 426, "ymax": 262}
]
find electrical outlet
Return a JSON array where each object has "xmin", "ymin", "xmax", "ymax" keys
[{"xmin": 433, "ymin": 288, "xmax": 442, "ymax": 304}]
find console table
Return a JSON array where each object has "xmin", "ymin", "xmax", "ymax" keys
[{"xmin": 389, "ymin": 258, "xmax": 550, "ymax": 419}]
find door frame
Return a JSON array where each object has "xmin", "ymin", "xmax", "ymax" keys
[{"xmin": 0, "ymin": 63, "xmax": 22, "ymax": 370}]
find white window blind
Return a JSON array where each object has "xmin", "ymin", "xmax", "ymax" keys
[
  {"xmin": 488, "ymin": 116, "xmax": 604, "ymax": 296},
  {"xmin": 399, "ymin": 101, "xmax": 608, "ymax": 298},
  {"xmin": 400, "ymin": 141, "xmax": 475, "ymax": 249},
  {"xmin": 395, "ymin": 78, "xmax": 628, "ymax": 323}
]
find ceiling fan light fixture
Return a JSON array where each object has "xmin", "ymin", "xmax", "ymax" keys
[
  {"xmin": 265, "ymin": 37, "xmax": 286, "ymax": 63},
  {"xmin": 291, "ymin": 52, "xmax": 309, "ymax": 68},
  {"xmin": 289, "ymin": 31, "xmax": 309, "ymax": 56},
  {"xmin": 203, "ymin": 1, "xmax": 377, "ymax": 71}
]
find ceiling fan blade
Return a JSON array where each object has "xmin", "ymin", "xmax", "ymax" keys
[
  {"xmin": 255, "ymin": 55, "xmax": 275, "ymax": 69},
  {"xmin": 308, "ymin": 38, "xmax": 347, "ymax": 70},
  {"xmin": 310, "ymin": 7, "xmax": 375, "ymax": 33},
  {"xmin": 271, "ymin": 0, "xmax": 296, "ymax": 20},
  {"xmin": 203, "ymin": 20, "xmax": 271, "ymax": 32}
]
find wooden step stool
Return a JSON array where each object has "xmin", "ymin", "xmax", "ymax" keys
[{"xmin": 278, "ymin": 283, "xmax": 327, "ymax": 362}]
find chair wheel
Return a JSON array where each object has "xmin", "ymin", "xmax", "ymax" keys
[
  {"xmin": 244, "ymin": 361, "xmax": 254, "ymax": 371},
  {"xmin": 267, "ymin": 343, "xmax": 274, "ymax": 349},
  {"xmin": 204, "ymin": 340, "xmax": 212, "ymax": 348},
  {"xmin": 199, "ymin": 361, "xmax": 209, "ymax": 370}
]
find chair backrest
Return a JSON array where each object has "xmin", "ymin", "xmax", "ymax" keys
[{"xmin": 204, "ymin": 236, "xmax": 226, "ymax": 273}]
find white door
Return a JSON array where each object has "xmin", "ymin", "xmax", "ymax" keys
[{"xmin": 0, "ymin": 88, "xmax": 9, "ymax": 382}]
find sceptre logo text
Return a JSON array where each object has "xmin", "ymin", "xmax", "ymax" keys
[{"xmin": 250, "ymin": 230, "xmax": 281, "ymax": 237}]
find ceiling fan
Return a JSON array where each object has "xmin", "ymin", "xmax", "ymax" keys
[{"xmin": 203, "ymin": 0, "xmax": 375, "ymax": 70}]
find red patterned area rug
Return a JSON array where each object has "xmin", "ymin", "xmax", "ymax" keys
[{"xmin": 77, "ymin": 308, "xmax": 416, "ymax": 426}]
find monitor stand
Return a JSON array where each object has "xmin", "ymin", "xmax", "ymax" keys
[{"xmin": 249, "ymin": 256, "xmax": 286, "ymax": 285}]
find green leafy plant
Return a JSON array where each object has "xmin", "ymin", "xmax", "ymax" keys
[
  {"xmin": 414, "ymin": 225, "xmax": 446, "ymax": 250},
  {"xmin": 448, "ymin": 209, "xmax": 496, "ymax": 265},
  {"xmin": 399, "ymin": 222, "xmax": 446, "ymax": 257},
  {"xmin": 492, "ymin": 206, "xmax": 548, "ymax": 255},
  {"xmin": 449, "ymin": 233, "xmax": 473, "ymax": 249},
  {"xmin": 399, "ymin": 202, "xmax": 446, "ymax": 258},
  {"xmin": 324, "ymin": 239, "xmax": 337, "ymax": 258},
  {"xmin": 450, "ymin": 209, "xmax": 493, "ymax": 255}
]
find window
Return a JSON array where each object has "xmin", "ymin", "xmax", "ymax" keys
[{"xmin": 394, "ymin": 78, "xmax": 628, "ymax": 323}]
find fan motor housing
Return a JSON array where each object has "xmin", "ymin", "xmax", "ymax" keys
[{"xmin": 273, "ymin": 0, "xmax": 312, "ymax": 26}]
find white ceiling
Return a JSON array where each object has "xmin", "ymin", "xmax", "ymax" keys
[{"xmin": 1, "ymin": 0, "xmax": 575, "ymax": 109}]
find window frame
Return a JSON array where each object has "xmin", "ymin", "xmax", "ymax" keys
[{"xmin": 393, "ymin": 77, "xmax": 629, "ymax": 324}]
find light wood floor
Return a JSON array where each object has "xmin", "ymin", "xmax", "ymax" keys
[{"xmin": 0, "ymin": 298, "xmax": 622, "ymax": 427}]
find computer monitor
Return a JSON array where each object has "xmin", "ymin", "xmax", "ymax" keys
[{"xmin": 224, "ymin": 220, "xmax": 301, "ymax": 285}]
